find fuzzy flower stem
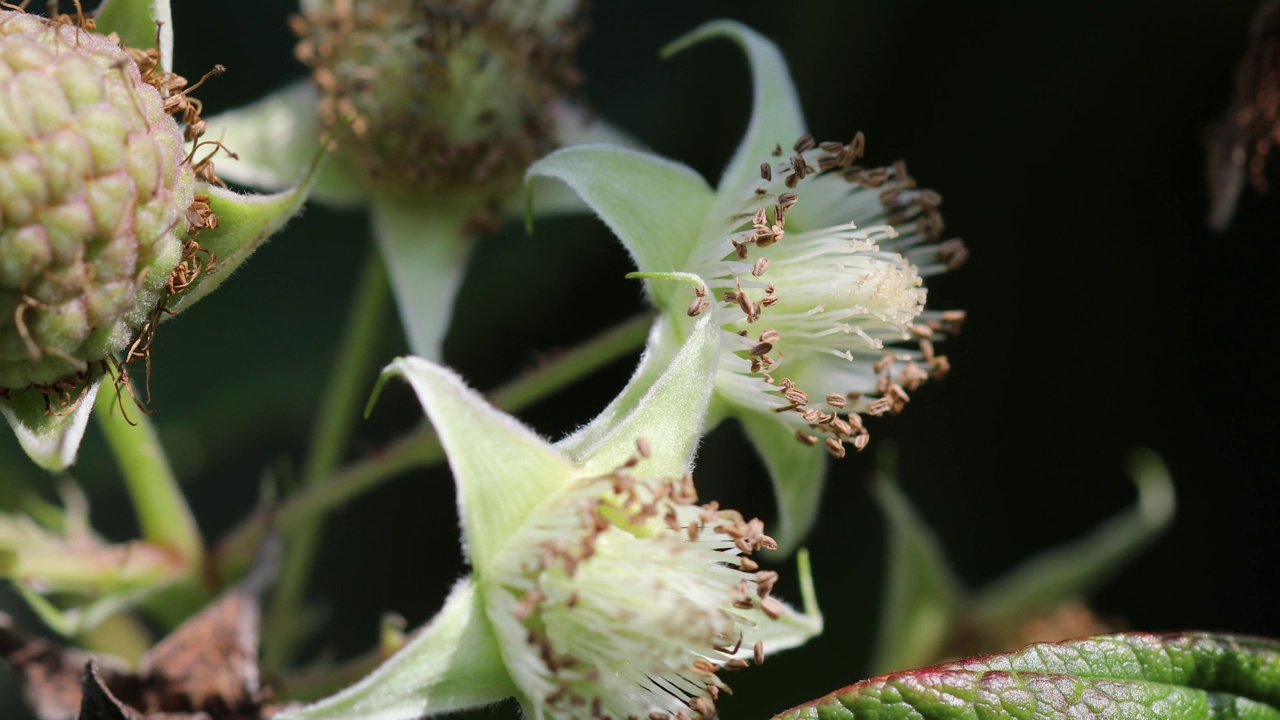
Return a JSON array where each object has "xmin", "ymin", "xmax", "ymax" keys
[
  {"xmin": 213, "ymin": 312, "xmax": 654, "ymax": 583},
  {"xmin": 264, "ymin": 249, "xmax": 392, "ymax": 670},
  {"xmin": 93, "ymin": 386, "xmax": 204, "ymax": 574}
]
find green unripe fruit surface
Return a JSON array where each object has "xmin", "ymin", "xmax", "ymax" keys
[{"xmin": 0, "ymin": 11, "xmax": 191, "ymax": 390}]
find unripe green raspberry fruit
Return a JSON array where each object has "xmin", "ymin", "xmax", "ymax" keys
[{"xmin": 0, "ymin": 11, "xmax": 192, "ymax": 391}]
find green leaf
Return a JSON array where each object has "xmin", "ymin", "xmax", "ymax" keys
[
  {"xmin": 525, "ymin": 144, "xmax": 715, "ymax": 288},
  {"xmin": 274, "ymin": 579, "xmax": 517, "ymax": 720},
  {"xmin": 164, "ymin": 149, "xmax": 326, "ymax": 316},
  {"xmin": 0, "ymin": 380, "xmax": 101, "ymax": 472},
  {"xmin": 204, "ymin": 80, "xmax": 369, "ymax": 207},
  {"xmin": 867, "ymin": 464, "xmax": 964, "ymax": 675},
  {"xmin": 737, "ymin": 411, "xmax": 828, "ymax": 556},
  {"xmin": 94, "ymin": 0, "xmax": 173, "ymax": 73},
  {"xmin": 370, "ymin": 196, "xmax": 476, "ymax": 361},
  {"xmin": 560, "ymin": 313, "xmax": 719, "ymax": 479},
  {"xmin": 663, "ymin": 20, "xmax": 805, "ymax": 243},
  {"xmin": 773, "ymin": 633, "xmax": 1280, "ymax": 720},
  {"xmin": 372, "ymin": 357, "xmax": 578, "ymax": 574}
]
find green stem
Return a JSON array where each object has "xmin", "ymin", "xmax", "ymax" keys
[
  {"xmin": 94, "ymin": 385, "xmax": 203, "ymax": 568},
  {"xmin": 264, "ymin": 250, "xmax": 391, "ymax": 670},
  {"xmin": 214, "ymin": 312, "xmax": 653, "ymax": 582}
]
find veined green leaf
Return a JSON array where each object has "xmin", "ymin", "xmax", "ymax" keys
[{"xmin": 776, "ymin": 633, "xmax": 1280, "ymax": 720}]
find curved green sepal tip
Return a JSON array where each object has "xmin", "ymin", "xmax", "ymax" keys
[
  {"xmin": 775, "ymin": 633, "xmax": 1280, "ymax": 720},
  {"xmin": 526, "ymin": 144, "xmax": 715, "ymax": 279},
  {"xmin": 94, "ymin": 0, "xmax": 174, "ymax": 73},
  {"xmin": 662, "ymin": 19, "xmax": 805, "ymax": 239},
  {"xmin": 0, "ymin": 379, "xmax": 101, "ymax": 472},
  {"xmin": 163, "ymin": 142, "xmax": 329, "ymax": 316},
  {"xmin": 379, "ymin": 356, "xmax": 577, "ymax": 574}
]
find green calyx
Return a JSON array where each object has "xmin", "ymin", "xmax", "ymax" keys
[
  {"xmin": 0, "ymin": 10, "xmax": 194, "ymax": 391},
  {"xmin": 294, "ymin": 0, "xmax": 585, "ymax": 210}
]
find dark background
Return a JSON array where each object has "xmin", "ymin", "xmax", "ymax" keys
[{"xmin": 4, "ymin": 1, "xmax": 1279, "ymax": 718}]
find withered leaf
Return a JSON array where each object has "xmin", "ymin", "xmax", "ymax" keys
[
  {"xmin": 2, "ymin": 612, "xmax": 130, "ymax": 720},
  {"xmin": 78, "ymin": 659, "xmax": 140, "ymax": 720}
]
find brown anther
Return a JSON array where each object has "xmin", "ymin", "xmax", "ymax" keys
[
  {"xmin": 771, "ymin": 144, "xmax": 783, "ymax": 157},
  {"xmin": 849, "ymin": 132, "xmax": 866, "ymax": 159},
  {"xmin": 593, "ymin": 698, "xmax": 603, "ymax": 718},
  {"xmin": 795, "ymin": 430, "xmax": 818, "ymax": 447},
  {"xmin": 691, "ymin": 697, "xmax": 717, "ymax": 719},
  {"xmin": 759, "ymin": 162, "xmax": 772, "ymax": 181},
  {"xmin": 830, "ymin": 415, "xmax": 853, "ymax": 437},
  {"xmin": 825, "ymin": 392, "xmax": 847, "ymax": 408},
  {"xmin": 761, "ymin": 597, "xmax": 785, "ymax": 620},
  {"xmin": 688, "ymin": 298, "xmax": 709, "ymax": 317},
  {"xmin": 755, "ymin": 570, "xmax": 779, "ymax": 598},
  {"xmin": 740, "ymin": 556, "xmax": 759, "ymax": 572},
  {"xmin": 873, "ymin": 355, "xmax": 895, "ymax": 373},
  {"xmin": 724, "ymin": 659, "xmax": 750, "ymax": 671},
  {"xmin": 825, "ymin": 437, "xmax": 847, "ymax": 459},
  {"xmin": 752, "ymin": 257, "xmax": 769, "ymax": 276},
  {"xmin": 784, "ymin": 173, "xmax": 799, "ymax": 189},
  {"xmin": 852, "ymin": 432, "xmax": 871, "ymax": 451},
  {"xmin": 793, "ymin": 134, "xmax": 816, "ymax": 153},
  {"xmin": 819, "ymin": 140, "xmax": 845, "ymax": 154},
  {"xmin": 635, "ymin": 437, "xmax": 652, "ymax": 459},
  {"xmin": 748, "ymin": 342, "xmax": 773, "ymax": 357},
  {"xmin": 692, "ymin": 659, "xmax": 718, "ymax": 676},
  {"xmin": 777, "ymin": 192, "xmax": 798, "ymax": 211}
]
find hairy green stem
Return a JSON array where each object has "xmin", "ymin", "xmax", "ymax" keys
[
  {"xmin": 264, "ymin": 250, "xmax": 391, "ymax": 670},
  {"xmin": 214, "ymin": 312, "xmax": 653, "ymax": 582},
  {"xmin": 94, "ymin": 386, "xmax": 203, "ymax": 568}
]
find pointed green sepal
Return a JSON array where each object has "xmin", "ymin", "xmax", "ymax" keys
[
  {"xmin": 275, "ymin": 579, "xmax": 516, "ymax": 720},
  {"xmin": 0, "ymin": 379, "xmax": 101, "ymax": 472},
  {"xmin": 370, "ymin": 197, "xmax": 476, "ymax": 361},
  {"xmin": 377, "ymin": 357, "xmax": 578, "ymax": 573},
  {"xmin": 526, "ymin": 144, "xmax": 714, "ymax": 285},
  {"xmin": 737, "ymin": 411, "xmax": 827, "ymax": 556},
  {"xmin": 94, "ymin": 0, "xmax": 173, "ymax": 73},
  {"xmin": 968, "ymin": 449, "xmax": 1176, "ymax": 632},
  {"xmin": 559, "ymin": 313, "xmax": 719, "ymax": 478},
  {"xmin": 664, "ymin": 20, "xmax": 805, "ymax": 241},
  {"xmin": 163, "ymin": 147, "xmax": 327, "ymax": 316},
  {"xmin": 867, "ymin": 462, "xmax": 964, "ymax": 675},
  {"xmin": 204, "ymin": 80, "xmax": 369, "ymax": 207},
  {"xmin": 775, "ymin": 633, "xmax": 1280, "ymax": 720},
  {"xmin": 511, "ymin": 101, "xmax": 647, "ymax": 219}
]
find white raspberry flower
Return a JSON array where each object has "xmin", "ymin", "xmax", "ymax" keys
[
  {"xmin": 528, "ymin": 20, "xmax": 967, "ymax": 553},
  {"xmin": 276, "ymin": 318, "xmax": 821, "ymax": 720}
]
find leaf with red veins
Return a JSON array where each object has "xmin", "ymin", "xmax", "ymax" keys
[{"xmin": 774, "ymin": 632, "xmax": 1280, "ymax": 720}]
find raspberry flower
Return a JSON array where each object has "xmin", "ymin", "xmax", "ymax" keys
[
  {"xmin": 0, "ymin": 0, "xmax": 320, "ymax": 471},
  {"xmin": 528, "ymin": 21, "xmax": 967, "ymax": 553},
  {"xmin": 276, "ymin": 318, "xmax": 821, "ymax": 720},
  {"xmin": 206, "ymin": 0, "xmax": 634, "ymax": 360}
]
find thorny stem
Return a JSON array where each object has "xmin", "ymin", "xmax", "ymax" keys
[
  {"xmin": 264, "ymin": 250, "xmax": 392, "ymax": 670},
  {"xmin": 93, "ymin": 385, "xmax": 204, "ymax": 572},
  {"xmin": 213, "ymin": 312, "xmax": 654, "ymax": 582}
]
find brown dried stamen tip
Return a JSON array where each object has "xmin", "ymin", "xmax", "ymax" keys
[
  {"xmin": 752, "ymin": 257, "xmax": 769, "ymax": 276},
  {"xmin": 825, "ymin": 437, "xmax": 846, "ymax": 459},
  {"xmin": 760, "ymin": 597, "xmax": 785, "ymax": 620},
  {"xmin": 759, "ymin": 162, "xmax": 772, "ymax": 181},
  {"xmin": 753, "ymin": 640, "xmax": 766, "ymax": 666}
]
